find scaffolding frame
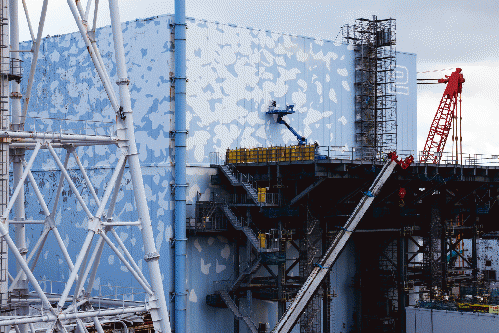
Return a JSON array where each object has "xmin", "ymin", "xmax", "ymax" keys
[
  {"xmin": 0, "ymin": 1, "xmax": 172, "ymax": 333},
  {"xmin": 343, "ymin": 16, "xmax": 397, "ymax": 160}
]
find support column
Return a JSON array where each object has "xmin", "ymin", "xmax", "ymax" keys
[
  {"xmin": 277, "ymin": 221, "xmax": 285, "ymax": 319},
  {"xmin": 173, "ymin": 1, "xmax": 187, "ymax": 332},
  {"xmin": 322, "ymin": 223, "xmax": 331, "ymax": 333},
  {"xmin": 10, "ymin": 2, "xmax": 27, "ymax": 332},
  {"xmin": 0, "ymin": 0, "xmax": 9, "ymax": 316},
  {"xmin": 234, "ymin": 238, "xmax": 240, "ymax": 333},
  {"xmin": 397, "ymin": 233, "xmax": 407, "ymax": 333},
  {"xmin": 108, "ymin": 1, "xmax": 171, "ymax": 332},
  {"xmin": 472, "ymin": 219, "xmax": 478, "ymax": 298},
  {"xmin": 246, "ymin": 208, "xmax": 253, "ymax": 318},
  {"xmin": 440, "ymin": 222, "xmax": 448, "ymax": 293}
]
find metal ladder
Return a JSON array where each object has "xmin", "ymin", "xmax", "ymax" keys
[{"xmin": 272, "ymin": 156, "xmax": 400, "ymax": 333}]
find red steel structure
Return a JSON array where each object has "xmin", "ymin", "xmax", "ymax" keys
[{"xmin": 420, "ymin": 68, "xmax": 465, "ymax": 164}]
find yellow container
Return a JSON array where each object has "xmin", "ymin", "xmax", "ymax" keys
[
  {"xmin": 258, "ymin": 233, "xmax": 267, "ymax": 249},
  {"xmin": 258, "ymin": 147, "xmax": 268, "ymax": 163},
  {"xmin": 258, "ymin": 187, "xmax": 266, "ymax": 203},
  {"xmin": 272, "ymin": 147, "xmax": 277, "ymax": 162},
  {"xmin": 307, "ymin": 145, "xmax": 314, "ymax": 160},
  {"xmin": 236, "ymin": 148, "xmax": 247, "ymax": 163},
  {"xmin": 226, "ymin": 144, "xmax": 317, "ymax": 164}
]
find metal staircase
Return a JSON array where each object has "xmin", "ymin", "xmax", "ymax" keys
[
  {"xmin": 217, "ymin": 290, "xmax": 258, "ymax": 333},
  {"xmin": 231, "ymin": 258, "xmax": 262, "ymax": 291},
  {"xmin": 219, "ymin": 165, "xmax": 260, "ymax": 205},
  {"xmin": 220, "ymin": 165, "xmax": 241, "ymax": 185},
  {"xmin": 221, "ymin": 205, "xmax": 277, "ymax": 253}
]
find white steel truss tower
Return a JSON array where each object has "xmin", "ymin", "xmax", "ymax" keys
[{"xmin": 0, "ymin": 1, "xmax": 172, "ymax": 333}]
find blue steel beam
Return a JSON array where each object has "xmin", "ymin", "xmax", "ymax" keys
[{"xmin": 174, "ymin": 1, "xmax": 187, "ymax": 333}]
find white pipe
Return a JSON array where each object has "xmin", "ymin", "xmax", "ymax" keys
[
  {"xmin": 50, "ymin": 151, "xmax": 70, "ymax": 216},
  {"xmin": 8, "ymin": 220, "xmax": 45, "ymax": 224},
  {"xmin": 20, "ymin": 0, "xmax": 49, "ymax": 125},
  {"xmin": 9, "ymin": 142, "xmax": 115, "ymax": 148},
  {"xmin": 47, "ymin": 144, "xmax": 94, "ymax": 219},
  {"xmin": 100, "ymin": 232, "xmax": 153, "ymax": 295},
  {"xmin": 91, "ymin": 0, "xmax": 99, "ymax": 32},
  {"xmin": 22, "ymin": 163, "xmax": 50, "ymax": 216},
  {"xmin": 94, "ymin": 154, "xmax": 126, "ymax": 218},
  {"xmin": 21, "ymin": 0, "xmax": 34, "ymax": 41},
  {"xmin": 0, "ymin": 306, "xmax": 147, "ymax": 326},
  {"xmin": 56, "ymin": 231, "xmax": 94, "ymax": 309},
  {"xmin": 110, "ymin": 228, "xmax": 150, "ymax": 288},
  {"xmin": 84, "ymin": 0, "xmax": 92, "ymax": 22},
  {"xmin": 67, "ymin": 0, "xmax": 119, "ymax": 111},
  {"xmin": 108, "ymin": 2, "xmax": 172, "ymax": 332},
  {"xmin": 0, "ymin": 131, "xmax": 116, "ymax": 142},
  {"xmin": 77, "ymin": 236, "xmax": 104, "ymax": 298},
  {"xmin": 2, "ymin": 142, "xmax": 41, "ymax": 219},
  {"xmin": 72, "ymin": 149, "xmax": 101, "ymax": 206},
  {"xmin": 74, "ymin": 0, "xmax": 85, "ymax": 20},
  {"xmin": 101, "ymin": 221, "xmax": 141, "ymax": 226},
  {"xmin": 0, "ymin": 224, "xmax": 54, "ymax": 313},
  {"xmin": 86, "ymin": 233, "xmax": 105, "ymax": 293},
  {"xmin": 9, "ymin": 227, "xmax": 49, "ymax": 292},
  {"xmin": 92, "ymin": 317, "xmax": 105, "ymax": 333},
  {"xmin": 52, "ymin": 227, "xmax": 75, "ymax": 270},
  {"xmin": 106, "ymin": 156, "xmax": 126, "ymax": 216}
]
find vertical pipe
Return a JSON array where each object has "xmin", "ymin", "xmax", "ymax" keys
[
  {"xmin": 10, "ymin": 8, "xmax": 27, "ymax": 329},
  {"xmin": 174, "ymin": 0, "xmax": 187, "ymax": 333},
  {"xmin": 108, "ymin": 1, "xmax": 172, "ymax": 333},
  {"xmin": 0, "ymin": 0, "xmax": 9, "ymax": 317}
]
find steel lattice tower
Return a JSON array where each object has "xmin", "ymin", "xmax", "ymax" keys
[
  {"xmin": 343, "ymin": 16, "xmax": 397, "ymax": 161},
  {"xmin": 0, "ymin": 1, "xmax": 172, "ymax": 332}
]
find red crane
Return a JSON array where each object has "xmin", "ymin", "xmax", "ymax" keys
[{"xmin": 420, "ymin": 68, "xmax": 465, "ymax": 164}]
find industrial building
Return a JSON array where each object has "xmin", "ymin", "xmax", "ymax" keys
[{"xmin": 1, "ymin": 2, "xmax": 499, "ymax": 333}]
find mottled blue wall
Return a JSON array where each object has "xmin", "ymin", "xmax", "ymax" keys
[{"xmin": 15, "ymin": 13, "xmax": 417, "ymax": 332}]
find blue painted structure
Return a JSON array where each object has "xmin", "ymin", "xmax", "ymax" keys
[
  {"xmin": 14, "ymin": 14, "xmax": 417, "ymax": 332},
  {"xmin": 174, "ymin": 1, "xmax": 188, "ymax": 332}
]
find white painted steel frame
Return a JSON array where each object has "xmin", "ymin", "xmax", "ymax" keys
[{"xmin": 2, "ymin": 1, "xmax": 173, "ymax": 332}]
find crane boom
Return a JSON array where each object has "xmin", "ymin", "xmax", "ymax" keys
[
  {"xmin": 271, "ymin": 153, "xmax": 413, "ymax": 333},
  {"xmin": 420, "ymin": 68, "xmax": 465, "ymax": 164}
]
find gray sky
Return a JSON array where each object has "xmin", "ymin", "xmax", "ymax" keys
[{"xmin": 22, "ymin": 0, "xmax": 499, "ymax": 157}]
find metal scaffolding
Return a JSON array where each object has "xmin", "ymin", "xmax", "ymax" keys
[
  {"xmin": 343, "ymin": 16, "xmax": 397, "ymax": 160},
  {"xmin": 0, "ymin": 1, "xmax": 172, "ymax": 333}
]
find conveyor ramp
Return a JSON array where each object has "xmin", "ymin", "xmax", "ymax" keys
[{"xmin": 272, "ymin": 153, "xmax": 413, "ymax": 333}]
